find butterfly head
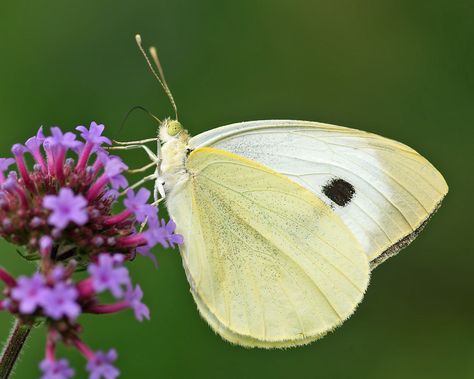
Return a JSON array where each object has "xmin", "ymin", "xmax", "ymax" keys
[
  {"xmin": 167, "ymin": 120, "xmax": 183, "ymax": 136},
  {"xmin": 159, "ymin": 118, "xmax": 189, "ymax": 144}
]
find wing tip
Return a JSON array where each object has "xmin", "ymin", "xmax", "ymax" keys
[{"xmin": 370, "ymin": 195, "xmax": 446, "ymax": 269}]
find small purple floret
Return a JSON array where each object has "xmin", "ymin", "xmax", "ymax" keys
[
  {"xmin": 0, "ymin": 158, "xmax": 15, "ymax": 173},
  {"xmin": 145, "ymin": 218, "xmax": 183, "ymax": 249},
  {"xmin": 11, "ymin": 273, "xmax": 47, "ymax": 314},
  {"xmin": 126, "ymin": 285, "xmax": 150, "ymax": 321},
  {"xmin": 86, "ymin": 349, "xmax": 120, "ymax": 379},
  {"xmin": 25, "ymin": 126, "xmax": 46, "ymax": 152},
  {"xmin": 123, "ymin": 188, "xmax": 154, "ymax": 223},
  {"xmin": 136, "ymin": 245, "xmax": 158, "ymax": 268},
  {"xmin": 43, "ymin": 188, "xmax": 89, "ymax": 230},
  {"xmin": 40, "ymin": 358, "xmax": 75, "ymax": 379},
  {"xmin": 48, "ymin": 127, "xmax": 82, "ymax": 150},
  {"xmin": 76, "ymin": 122, "xmax": 111, "ymax": 146},
  {"xmin": 41, "ymin": 282, "xmax": 81, "ymax": 320},
  {"xmin": 11, "ymin": 144, "xmax": 28, "ymax": 156},
  {"xmin": 88, "ymin": 254, "xmax": 130, "ymax": 298},
  {"xmin": 104, "ymin": 157, "xmax": 128, "ymax": 190}
]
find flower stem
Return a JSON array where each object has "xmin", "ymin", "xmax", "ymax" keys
[{"xmin": 0, "ymin": 319, "xmax": 32, "ymax": 379}]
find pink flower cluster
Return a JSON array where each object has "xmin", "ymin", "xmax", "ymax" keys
[
  {"xmin": 0, "ymin": 122, "xmax": 183, "ymax": 379},
  {"xmin": 0, "ymin": 122, "xmax": 182, "ymax": 265}
]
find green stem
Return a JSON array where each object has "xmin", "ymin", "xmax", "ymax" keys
[{"xmin": 0, "ymin": 319, "xmax": 32, "ymax": 379}]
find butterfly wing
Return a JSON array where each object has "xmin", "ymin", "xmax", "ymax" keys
[
  {"xmin": 189, "ymin": 120, "xmax": 448, "ymax": 267},
  {"xmin": 166, "ymin": 147, "xmax": 369, "ymax": 348}
]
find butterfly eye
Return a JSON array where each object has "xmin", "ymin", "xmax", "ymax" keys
[{"xmin": 167, "ymin": 120, "xmax": 183, "ymax": 136}]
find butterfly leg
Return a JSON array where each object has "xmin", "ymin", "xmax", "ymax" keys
[
  {"xmin": 153, "ymin": 170, "xmax": 166, "ymax": 202},
  {"xmin": 121, "ymin": 172, "xmax": 158, "ymax": 196},
  {"xmin": 108, "ymin": 144, "xmax": 159, "ymax": 163},
  {"xmin": 127, "ymin": 161, "xmax": 157, "ymax": 174}
]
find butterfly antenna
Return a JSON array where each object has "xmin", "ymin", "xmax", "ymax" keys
[
  {"xmin": 118, "ymin": 105, "xmax": 162, "ymax": 135},
  {"xmin": 135, "ymin": 34, "xmax": 179, "ymax": 121}
]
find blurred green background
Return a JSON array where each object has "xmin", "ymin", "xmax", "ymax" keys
[{"xmin": 0, "ymin": 1, "xmax": 472, "ymax": 378}]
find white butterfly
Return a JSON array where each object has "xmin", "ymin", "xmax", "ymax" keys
[{"xmin": 115, "ymin": 35, "xmax": 448, "ymax": 348}]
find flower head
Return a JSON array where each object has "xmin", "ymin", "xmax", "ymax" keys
[{"xmin": 0, "ymin": 122, "xmax": 183, "ymax": 378}]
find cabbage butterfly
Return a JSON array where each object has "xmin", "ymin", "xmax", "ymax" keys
[{"xmin": 115, "ymin": 35, "xmax": 448, "ymax": 348}]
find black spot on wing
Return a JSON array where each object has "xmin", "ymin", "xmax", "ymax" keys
[{"xmin": 322, "ymin": 178, "xmax": 355, "ymax": 207}]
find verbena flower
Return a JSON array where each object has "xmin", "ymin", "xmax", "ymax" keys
[
  {"xmin": 0, "ymin": 122, "xmax": 183, "ymax": 379},
  {"xmin": 88, "ymin": 254, "xmax": 130, "ymax": 298},
  {"xmin": 40, "ymin": 358, "xmax": 75, "ymax": 379},
  {"xmin": 86, "ymin": 349, "xmax": 119, "ymax": 379},
  {"xmin": 43, "ymin": 188, "xmax": 89, "ymax": 230}
]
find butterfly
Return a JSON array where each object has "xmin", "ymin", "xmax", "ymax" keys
[{"xmin": 116, "ymin": 35, "xmax": 448, "ymax": 348}]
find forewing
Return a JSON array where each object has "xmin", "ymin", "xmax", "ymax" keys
[
  {"xmin": 166, "ymin": 147, "xmax": 369, "ymax": 348},
  {"xmin": 190, "ymin": 120, "xmax": 448, "ymax": 265}
]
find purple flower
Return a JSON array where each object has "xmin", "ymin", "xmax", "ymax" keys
[
  {"xmin": 11, "ymin": 144, "xmax": 28, "ymax": 156},
  {"xmin": 25, "ymin": 126, "xmax": 46, "ymax": 152},
  {"xmin": 136, "ymin": 245, "xmax": 158, "ymax": 268},
  {"xmin": 123, "ymin": 188, "xmax": 154, "ymax": 223},
  {"xmin": 125, "ymin": 285, "xmax": 150, "ymax": 321},
  {"xmin": 104, "ymin": 157, "xmax": 128, "ymax": 190},
  {"xmin": 163, "ymin": 219, "xmax": 183, "ymax": 247},
  {"xmin": 88, "ymin": 254, "xmax": 130, "ymax": 298},
  {"xmin": 0, "ymin": 158, "xmax": 15, "ymax": 174},
  {"xmin": 43, "ymin": 188, "xmax": 89, "ymax": 230},
  {"xmin": 145, "ymin": 218, "xmax": 183, "ymax": 249},
  {"xmin": 76, "ymin": 122, "xmax": 111, "ymax": 146},
  {"xmin": 75, "ymin": 122, "xmax": 111, "ymax": 172},
  {"xmin": 86, "ymin": 349, "xmax": 120, "ymax": 379},
  {"xmin": 30, "ymin": 126, "xmax": 46, "ymax": 142},
  {"xmin": 40, "ymin": 358, "xmax": 75, "ymax": 379},
  {"xmin": 11, "ymin": 273, "xmax": 47, "ymax": 314},
  {"xmin": 41, "ymin": 282, "xmax": 81, "ymax": 320},
  {"xmin": 0, "ymin": 158, "xmax": 15, "ymax": 183},
  {"xmin": 48, "ymin": 127, "xmax": 82, "ymax": 150},
  {"xmin": 0, "ymin": 122, "xmax": 169, "ymax": 378}
]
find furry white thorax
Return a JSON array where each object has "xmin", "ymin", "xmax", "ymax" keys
[{"xmin": 159, "ymin": 120, "xmax": 191, "ymax": 197}]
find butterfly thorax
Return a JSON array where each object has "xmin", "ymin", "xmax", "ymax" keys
[{"xmin": 159, "ymin": 119, "xmax": 191, "ymax": 195}]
